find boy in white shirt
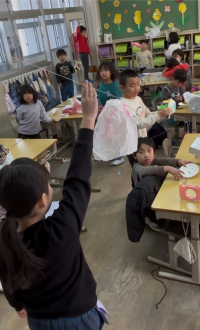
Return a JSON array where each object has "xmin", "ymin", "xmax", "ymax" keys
[{"xmin": 119, "ymin": 69, "xmax": 170, "ymax": 168}]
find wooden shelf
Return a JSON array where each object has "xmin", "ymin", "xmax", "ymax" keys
[
  {"xmin": 96, "ymin": 32, "xmax": 200, "ymax": 78},
  {"xmin": 98, "ymin": 57, "xmax": 115, "ymax": 60}
]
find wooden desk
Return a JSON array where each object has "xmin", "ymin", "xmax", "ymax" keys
[
  {"xmin": 174, "ymin": 107, "xmax": 200, "ymax": 133},
  {"xmin": 0, "ymin": 138, "xmax": 22, "ymax": 149},
  {"xmin": 151, "ymin": 169, "xmax": 200, "ymax": 285},
  {"xmin": 176, "ymin": 134, "xmax": 200, "ymax": 164},
  {"xmin": 10, "ymin": 139, "xmax": 57, "ymax": 161}
]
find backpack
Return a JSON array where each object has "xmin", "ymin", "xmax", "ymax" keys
[
  {"xmin": 38, "ymin": 76, "xmax": 47, "ymax": 95},
  {"xmin": 9, "ymin": 82, "xmax": 20, "ymax": 109},
  {"xmin": 46, "ymin": 85, "xmax": 55, "ymax": 101},
  {"xmin": 32, "ymin": 73, "xmax": 40, "ymax": 93}
]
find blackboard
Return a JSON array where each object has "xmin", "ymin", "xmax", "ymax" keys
[{"xmin": 98, "ymin": 0, "xmax": 199, "ymax": 40}]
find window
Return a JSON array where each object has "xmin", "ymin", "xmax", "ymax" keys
[
  {"xmin": 0, "ymin": 40, "xmax": 6, "ymax": 63},
  {"xmin": 11, "ymin": 0, "xmax": 38, "ymax": 10},
  {"xmin": 47, "ymin": 20, "xmax": 69, "ymax": 49},
  {"xmin": 17, "ymin": 19, "xmax": 44, "ymax": 56}
]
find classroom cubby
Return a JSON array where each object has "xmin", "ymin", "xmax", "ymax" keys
[{"xmin": 96, "ymin": 31, "xmax": 200, "ymax": 79}]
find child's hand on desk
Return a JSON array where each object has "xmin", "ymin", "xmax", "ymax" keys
[
  {"xmin": 177, "ymin": 160, "xmax": 192, "ymax": 167},
  {"xmin": 165, "ymin": 166, "xmax": 184, "ymax": 181},
  {"xmin": 176, "ymin": 95, "xmax": 182, "ymax": 102},
  {"xmin": 158, "ymin": 107, "xmax": 170, "ymax": 118},
  {"xmin": 81, "ymin": 80, "xmax": 98, "ymax": 129}
]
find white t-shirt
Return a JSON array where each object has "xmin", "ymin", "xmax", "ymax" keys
[
  {"xmin": 164, "ymin": 43, "xmax": 181, "ymax": 60},
  {"xmin": 121, "ymin": 96, "xmax": 160, "ymax": 137}
]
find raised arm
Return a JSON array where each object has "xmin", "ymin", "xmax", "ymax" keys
[{"xmin": 48, "ymin": 82, "xmax": 98, "ymax": 233}]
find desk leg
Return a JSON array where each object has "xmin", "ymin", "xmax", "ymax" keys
[
  {"xmin": 47, "ymin": 123, "xmax": 53, "ymax": 139},
  {"xmin": 72, "ymin": 120, "xmax": 79, "ymax": 141},
  {"xmin": 191, "ymin": 216, "xmax": 200, "ymax": 283},
  {"xmin": 192, "ymin": 116, "xmax": 197, "ymax": 133}
]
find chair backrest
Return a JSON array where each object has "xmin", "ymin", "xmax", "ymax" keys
[
  {"xmin": 152, "ymin": 96, "xmax": 162, "ymax": 110},
  {"xmin": 88, "ymin": 66, "xmax": 97, "ymax": 73},
  {"xmin": 162, "ymin": 138, "xmax": 173, "ymax": 158},
  {"xmin": 143, "ymin": 68, "xmax": 161, "ymax": 73}
]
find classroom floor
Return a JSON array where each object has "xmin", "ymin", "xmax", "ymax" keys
[{"xmin": 1, "ymin": 147, "xmax": 200, "ymax": 330}]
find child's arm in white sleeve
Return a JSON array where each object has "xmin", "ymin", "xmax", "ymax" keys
[
  {"xmin": 39, "ymin": 101, "xmax": 51, "ymax": 123},
  {"xmin": 131, "ymin": 111, "xmax": 160, "ymax": 130}
]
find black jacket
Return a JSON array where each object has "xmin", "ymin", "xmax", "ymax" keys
[
  {"xmin": 1, "ymin": 129, "xmax": 97, "ymax": 319},
  {"xmin": 126, "ymin": 175, "xmax": 166, "ymax": 242}
]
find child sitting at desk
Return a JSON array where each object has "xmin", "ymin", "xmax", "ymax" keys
[
  {"xmin": 172, "ymin": 48, "xmax": 192, "ymax": 91},
  {"xmin": 161, "ymin": 69, "xmax": 187, "ymax": 103},
  {"xmin": 132, "ymin": 137, "xmax": 191, "ymax": 185},
  {"xmin": 136, "ymin": 41, "xmax": 154, "ymax": 74},
  {"xmin": 17, "ymin": 85, "xmax": 53, "ymax": 139},
  {"xmin": 162, "ymin": 58, "xmax": 189, "ymax": 81}
]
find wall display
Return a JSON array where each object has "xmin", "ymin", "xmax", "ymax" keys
[{"xmin": 99, "ymin": 0, "xmax": 199, "ymax": 40}]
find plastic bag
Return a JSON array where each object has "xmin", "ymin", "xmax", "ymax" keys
[
  {"xmin": 183, "ymin": 92, "xmax": 200, "ymax": 113},
  {"xmin": 144, "ymin": 27, "xmax": 161, "ymax": 39},
  {"xmin": 93, "ymin": 99, "xmax": 138, "ymax": 161},
  {"xmin": 173, "ymin": 222, "xmax": 197, "ymax": 264}
]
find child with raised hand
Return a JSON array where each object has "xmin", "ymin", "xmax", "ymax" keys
[
  {"xmin": 136, "ymin": 41, "xmax": 154, "ymax": 73},
  {"xmin": 17, "ymin": 85, "xmax": 53, "ymax": 139},
  {"xmin": 0, "ymin": 81, "xmax": 108, "ymax": 330},
  {"xmin": 132, "ymin": 137, "xmax": 191, "ymax": 185}
]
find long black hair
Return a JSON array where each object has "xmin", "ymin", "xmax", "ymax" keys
[
  {"xmin": 169, "ymin": 32, "xmax": 179, "ymax": 45},
  {"xmin": 19, "ymin": 85, "xmax": 38, "ymax": 104},
  {"xmin": 96, "ymin": 61, "xmax": 119, "ymax": 82},
  {"xmin": 0, "ymin": 158, "xmax": 49, "ymax": 293}
]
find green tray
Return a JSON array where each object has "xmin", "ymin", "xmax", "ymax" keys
[
  {"xmin": 117, "ymin": 58, "xmax": 129, "ymax": 67},
  {"xmin": 116, "ymin": 43, "xmax": 128, "ymax": 53},
  {"xmin": 154, "ymin": 55, "xmax": 166, "ymax": 67},
  {"xmin": 132, "ymin": 45, "xmax": 140, "ymax": 53},
  {"xmin": 153, "ymin": 38, "xmax": 165, "ymax": 49}
]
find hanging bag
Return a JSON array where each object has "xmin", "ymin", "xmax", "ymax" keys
[
  {"xmin": 32, "ymin": 73, "xmax": 40, "ymax": 92},
  {"xmin": 38, "ymin": 76, "xmax": 47, "ymax": 95},
  {"xmin": 173, "ymin": 222, "xmax": 197, "ymax": 264},
  {"xmin": 9, "ymin": 82, "xmax": 20, "ymax": 109}
]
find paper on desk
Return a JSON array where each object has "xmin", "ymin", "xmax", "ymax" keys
[
  {"xmin": 178, "ymin": 102, "xmax": 188, "ymax": 108},
  {"xmin": 45, "ymin": 201, "xmax": 59, "ymax": 218}
]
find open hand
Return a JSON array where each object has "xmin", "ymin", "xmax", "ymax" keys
[
  {"xmin": 168, "ymin": 167, "xmax": 184, "ymax": 181},
  {"xmin": 177, "ymin": 160, "xmax": 192, "ymax": 167},
  {"xmin": 17, "ymin": 309, "xmax": 27, "ymax": 318},
  {"xmin": 81, "ymin": 80, "xmax": 98, "ymax": 129}
]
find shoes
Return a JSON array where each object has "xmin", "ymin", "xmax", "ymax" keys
[{"xmin": 110, "ymin": 158, "xmax": 124, "ymax": 166}]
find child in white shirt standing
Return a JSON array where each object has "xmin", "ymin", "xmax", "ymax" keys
[
  {"xmin": 119, "ymin": 69, "xmax": 170, "ymax": 167},
  {"xmin": 136, "ymin": 41, "xmax": 154, "ymax": 73}
]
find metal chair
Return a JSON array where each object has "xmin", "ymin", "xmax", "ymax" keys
[
  {"xmin": 162, "ymin": 138, "xmax": 175, "ymax": 158},
  {"xmin": 152, "ymin": 96, "xmax": 162, "ymax": 110}
]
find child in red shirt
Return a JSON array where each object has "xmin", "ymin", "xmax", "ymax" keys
[
  {"xmin": 76, "ymin": 20, "xmax": 92, "ymax": 81},
  {"xmin": 162, "ymin": 58, "xmax": 188, "ymax": 79}
]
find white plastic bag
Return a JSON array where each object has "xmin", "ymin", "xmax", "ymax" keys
[
  {"xmin": 173, "ymin": 222, "xmax": 197, "ymax": 264},
  {"xmin": 145, "ymin": 27, "xmax": 161, "ymax": 39},
  {"xmin": 183, "ymin": 92, "xmax": 200, "ymax": 113},
  {"xmin": 93, "ymin": 99, "xmax": 138, "ymax": 161}
]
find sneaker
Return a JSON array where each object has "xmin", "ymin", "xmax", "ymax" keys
[{"xmin": 110, "ymin": 158, "xmax": 124, "ymax": 166}]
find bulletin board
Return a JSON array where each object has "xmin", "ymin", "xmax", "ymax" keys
[{"xmin": 98, "ymin": 0, "xmax": 199, "ymax": 40}]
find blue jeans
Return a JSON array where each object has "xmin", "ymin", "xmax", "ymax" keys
[
  {"xmin": 28, "ymin": 307, "xmax": 104, "ymax": 330},
  {"xmin": 60, "ymin": 82, "xmax": 74, "ymax": 102}
]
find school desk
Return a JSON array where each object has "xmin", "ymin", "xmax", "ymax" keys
[
  {"xmin": 9, "ymin": 139, "xmax": 57, "ymax": 163},
  {"xmin": 151, "ymin": 168, "xmax": 200, "ymax": 285},
  {"xmin": 0, "ymin": 138, "xmax": 22, "ymax": 149},
  {"xmin": 176, "ymin": 134, "xmax": 200, "ymax": 164},
  {"xmin": 174, "ymin": 107, "xmax": 200, "ymax": 133},
  {"xmin": 143, "ymin": 79, "xmax": 200, "ymax": 88}
]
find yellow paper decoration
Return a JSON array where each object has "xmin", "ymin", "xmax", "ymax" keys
[
  {"xmin": 168, "ymin": 22, "xmax": 174, "ymax": 28},
  {"xmin": 134, "ymin": 10, "xmax": 142, "ymax": 29},
  {"xmin": 152, "ymin": 8, "xmax": 162, "ymax": 26},
  {"xmin": 179, "ymin": 3, "xmax": 187, "ymax": 25},
  {"xmin": 113, "ymin": 0, "xmax": 120, "ymax": 7},
  {"xmin": 113, "ymin": 13, "xmax": 122, "ymax": 30},
  {"xmin": 104, "ymin": 23, "xmax": 109, "ymax": 29}
]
